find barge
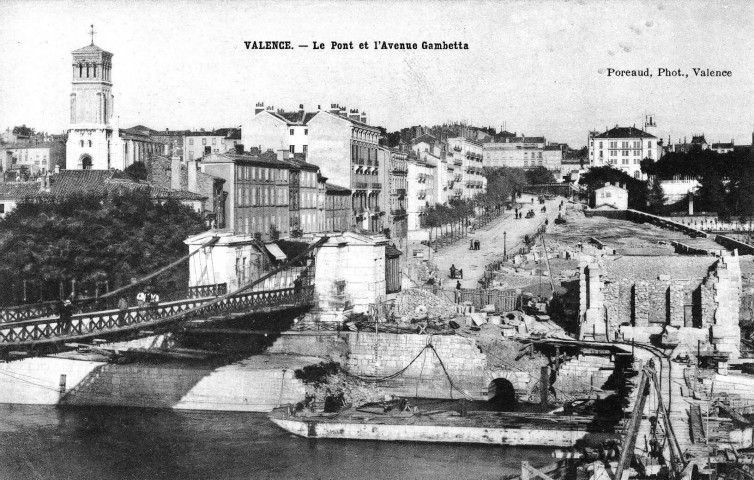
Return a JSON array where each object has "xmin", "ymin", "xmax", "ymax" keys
[{"xmin": 269, "ymin": 406, "xmax": 615, "ymax": 447}]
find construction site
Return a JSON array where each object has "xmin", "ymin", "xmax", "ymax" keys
[{"xmin": 271, "ymin": 200, "xmax": 754, "ymax": 480}]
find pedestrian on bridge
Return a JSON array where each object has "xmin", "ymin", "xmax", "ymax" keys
[
  {"xmin": 117, "ymin": 297, "xmax": 129, "ymax": 327},
  {"xmin": 136, "ymin": 290, "xmax": 146, "ymax": 307},
  {"xmin": 59, "ymin": 300, "xmax": 73, "ymax": 335}
]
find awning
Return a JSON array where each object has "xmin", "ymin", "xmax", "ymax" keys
[{"xmin": 265, "ymin": 243, "xmax": 287, "ymax": 261}]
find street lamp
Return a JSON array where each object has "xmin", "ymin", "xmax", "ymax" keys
[{"xmin": 503, "ymin": 231, "xmax": 507, "ymax": 258}]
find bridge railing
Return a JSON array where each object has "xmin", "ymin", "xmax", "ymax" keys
[
  {"xmin": 0, "ymin": 236, "xmax": 328, "ymax": 348},
  {"xmin": 0, "ymin": 237, "xmax": 222, "ymax": 324},
  {"xmin": 0, "ymin": 286, "xmax": 315, "ymax": 345}
]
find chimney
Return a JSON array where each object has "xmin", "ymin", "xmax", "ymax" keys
[
  {"xmin": 605, "ymin": 182, "xmax": 610, "ymax": 187},
  {"xmin": 348, "ymin": 108, "xmax": 360, "ymax": 121},
  {"xmin": 329, "ymin": 104, "xmax": 340, "ymax": 115},
  {"xmin": 360, "ymin": 111, "xmax": 367, "ymax": 124},
  {"xmin": 255, "ymin": 102, "xmax": 265, "ymax": 115},
  {"xmin": 266, "ymin": 105, "xmax": 274, "ymax": 111},
  {"xmin": 54, "ymin": 164, "xmax": 60, "ymax": 174},
  {"xmin": 299, "ymin": 104, "xmax": 304, "ymax": 113},
  {"xmin": 276, "ymin": 149, "xmax": 291, "ymax": 161},
  {"xmin": 339, "ymin": 106, "xmax": 347, "ymax": 117},
  {"xmin": 187, "ymin": 159, "xmax": 197, "ymax": 193},
  {"xmin": 171, "ymin": 157, "xmax": 182, "ymax": 190}
]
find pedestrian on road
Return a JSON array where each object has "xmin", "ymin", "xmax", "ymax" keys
[
  {"xmin": 450, "ymin": 264, "xmax": 457, "ymax": 279},
  {"xmin": 474, "ymin": 240, "xmax": 480, "ymax": 250},
  {"xmin": 456, "ymin": 281, "xmax": 462, "ymax": 290},
  {"xmin": 459, "ymin": 268, "xmax": 464, "ymax": 279},
  {"xmin": 470, "ymin": 239, "xmax": 474, "ymax": 250},
  {"xmin": 545, "ymin": 218, "xmax": 549, "ymax": 226}
]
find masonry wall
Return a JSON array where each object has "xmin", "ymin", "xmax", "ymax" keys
[
  {"xmin": 0, "ymin": 355, "xmax": 316, "ymax": 411},
  {"xmin": 344, "ymin": 332, "xmax": 489, "ymax": 399}
]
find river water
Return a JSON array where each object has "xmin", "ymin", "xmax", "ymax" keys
[{"xmin": 0, "ymin": 405, "xmax": 555, "ymax": 479}]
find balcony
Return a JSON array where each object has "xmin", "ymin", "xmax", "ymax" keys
[
  {"xmin": 354, "ymin": 181, "xmax": 369, "ymax": 189},
  {"xmin": 371, "ymin": 182, "xmax": 382, "ymax": 190},
  {"xmin": 396, "ymin": 188, "xmax": 406, "ymax": 196}
]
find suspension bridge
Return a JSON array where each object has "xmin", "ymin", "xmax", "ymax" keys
[{"xmin": 0, "ymin": 236, "xmax": 329, "ymax": 358}]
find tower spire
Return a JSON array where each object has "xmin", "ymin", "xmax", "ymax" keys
[{"xmin": 89, "ymin": 24, "xmax": 95, "ymax": 45}]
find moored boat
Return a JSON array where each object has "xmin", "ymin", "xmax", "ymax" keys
[{"xmin": 269, "ymin": 405, "xmax": 615, "ymax": 447}]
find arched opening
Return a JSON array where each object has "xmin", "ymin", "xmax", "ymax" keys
[
  {"xmin": 487, "ymin": 378, "xmax": 517, "ymax": 412},
  {"xmin": 80, "ymin": 154, "xmax": 93, "ymax": 170}
]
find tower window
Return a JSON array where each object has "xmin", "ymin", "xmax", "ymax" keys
[
  {"xmin": 93, "ymin": 65, "xmax": 97, "ymax": 77},
  {"xmin": 80, "ymin": 140, "xmax": 84, "ymax": 147},
  {"xmin": 79, "ymin": 64, "xmax": 83, "ymax": 77},
  {"xmin": 88, "ymin": 140, "xmax": 92, "ymax": 147}
]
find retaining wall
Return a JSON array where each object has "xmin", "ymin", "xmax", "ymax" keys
[{"xmin": 0, "ymin": 354, "xmax": 319, "ymax": 411}]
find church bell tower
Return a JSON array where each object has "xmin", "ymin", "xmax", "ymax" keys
[{"xmin": 66, "ymin": 25, "xmax": 121, "ymax": 170}]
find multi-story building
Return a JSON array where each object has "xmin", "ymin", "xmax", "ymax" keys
[
  {"xmin": 407, "ymin": 156, "xmax": 435, "ymax": 231},
  {"xmin": 200, "ymin": 151, "xmax": 291, "ymax": 240},
  {"xmin": 324, "ymin": 183, "xmax": 352, "ymax": 232},
  {"xmin": 482, "ymin": 136, "xmax": 563, "ymax": 177},
  {"xmin": 147, "ymin": 155, "xmax": 227, "ymax": 228},
  {"xmin": 65, "ymin": 37, "xmax": 162, "ymax": 170},
  {"xmin": 388, "ymin": 149, "xmax": 409, "ymax": 242},
  {"xmin": 448, "ymin": 137, "xmax": 485, "ymax": 199},
  {"xmin": 184, "ymin": 131, "xmax": 227, "ymax": 162},
  {"xmin": 242, "ymin": 102, "xmax": 384, "ymax": 233},
  {"xmin": 588, "ymin": 126, "xmax": 659, "ymax": 179},
  {"xmin": 0, "ymin": 140, "xmax": 66, "ymax": 175},
  {"xmin": 284, "ymin": 154, "xmax": 321, "ymax": 235}
]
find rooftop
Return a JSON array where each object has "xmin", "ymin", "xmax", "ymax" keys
[{"xmin": 592, "ymin": 126, "xmax": 657, "ymax": 139}]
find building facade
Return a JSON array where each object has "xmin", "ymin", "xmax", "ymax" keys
[
  {"xmin": 241, "ymin": 103, "xmax": 384, "ymax": 233},
  {"xmin": 447, "ymin": 137, "xmax": 485, "ymax": 199},
  {"xmin": 407, "ymin": 158, "xmax": 435, "ymax": 231},
  {"xmin": 482, "ymin": 136, "xmax": 563, "ymax": 178},
  {"xmin": 0, "ymin": 141, "xmax": 66, "ymax": 176},
  {"xmin": 588, "ymin": 126, "xmax": 659, "ymax": 179},
  {"xmin": 200, "ymin": 152, "xmax": 291, "ymax": 240}
]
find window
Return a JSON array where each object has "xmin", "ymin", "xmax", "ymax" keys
[
  {"xmin": 189, "ymin": 138, "xmax": 194, "ymax": 146},
  {"xmin": 212, "ymin": 138, "xmax": 216, "ymax": 145},
  {"xmin": 202, "ymin": 138, "xmax": 207, "ymax": 145},
  {"xmin": 88, "ymin": 140, "xmax": 92, "ymax": 147},
  {"xmin": 80, "ymin": 140, "xmax": 84, "ymax": 147},
  {"xmin": 599, "ymin": 142, "xmax": 603, "ymax": 148},
  {"xmin": 290, "ymin": 129, "xmax": 294, "ymax": 135},
  {"xmin": 189, "ymin": 151, "xmax": 194, "ymax": 160},
  {"xmin": 289, "ymin": 145, "xmax": 295, "ymax": 153},
  {"xmin": 0, "ymin": 204, "xmax": 4, "ymax": 214},
  {"xmin": 304, "ymin": 129, "xmax": 308, "ymax": 135},
  {"xmin": 610, "ymin": 141, "xmax": 617, "ymax": 149},
  {"xmin": 647, "ymin": 141, "xmax": 652, "ymax": 148},
  {"xmin": 622, "ymin": 150, "xmax": 629, "ymax": 156},
  {"xmin": 303, "ymin": 145, "xmax": 308, "ymax": 155}
]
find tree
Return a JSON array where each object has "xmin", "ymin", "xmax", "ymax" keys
[
  {"xmin": 0, "ymin": 190, "xmax": 205, "ymax": 305},
  {"xmin": 646, "ymin": 176, "xmax": 666, "ymax": 214},
  {"xmin": 525, "ymin": 166, "xmax": 556, "ymax": 185},
  {"xmin": 480, "ymin": 167, "xmax": 528, "ymax": 207},
  {"xmin": 696, "ymin": 170, "xmax": 727, "ymax": 217},
  {"xmin": 125, "ymin": 161, "xmax": 148, "ymax": 181}
]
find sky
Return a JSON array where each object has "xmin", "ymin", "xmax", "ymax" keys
[{"xmin": 1, "ymin": 0, "xmax": 753, "ymax": 148}]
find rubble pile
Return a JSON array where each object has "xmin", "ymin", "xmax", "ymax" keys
[{"xmin": 393, "ymin": 288, "xmax": 458, "ymax": 320}]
